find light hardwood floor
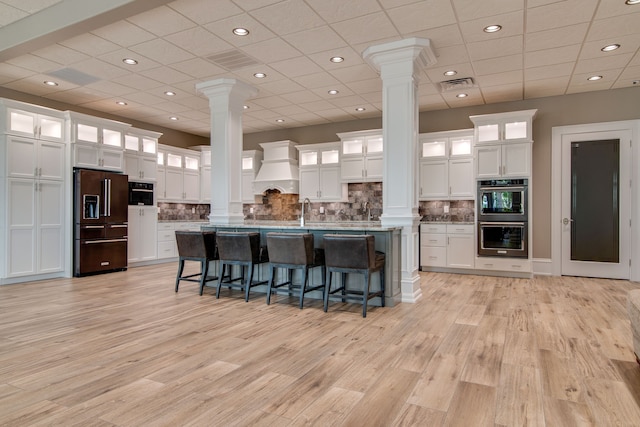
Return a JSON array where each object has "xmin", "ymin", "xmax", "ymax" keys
[{"xmin": 2, "ymin": 263, "xmax": 640, "ymax": 426}]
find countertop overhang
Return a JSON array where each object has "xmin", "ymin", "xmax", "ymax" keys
[{"xmin": 202, "ymin": 220, "xmax": 400, "ymax": 231}]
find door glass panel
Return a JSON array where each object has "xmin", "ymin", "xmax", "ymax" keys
[
  {"xmin": 125, "ymin": 135, "xmax": 139, "ymax": 151},
  {"xmin": 39, "ymin": 118, "xmax": 62, "ymax": 139},
  {"xmin": 321, "ymin": 150, "xmax": 339, "ymax": 164},
  {"xmin": 10, "ymin": 111, "xmax": 35, "ymax": 135},
  {"xmin": 571, "ymin": 139, "xmax": 619, "ymax": 262}
]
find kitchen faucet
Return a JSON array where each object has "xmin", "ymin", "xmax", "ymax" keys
[
  {"xmin": 363, "ymin": 201, "xmax": 371, "ymax": 221},
  {"xmin": 301, "ymin": 197, "xmax": 312, "ymax": 226}
]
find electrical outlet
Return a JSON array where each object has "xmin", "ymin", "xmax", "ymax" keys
[
  {"xmin": 191, "ymin": 207, "xmax": 195, "ymax": 214},
  {"xmin": 444, "ymin": 205, "xmax": 450, "ymax": 214},
  {"xmin": 249, "ymin": 207, "xmax": 254, "ymax": 213},
  {"xmin": 319, "ymin": 206, "xmax": 325, "ymax": 214}
]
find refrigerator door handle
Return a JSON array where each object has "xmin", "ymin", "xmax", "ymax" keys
[
  {"xmin": 83, "ymin": 238, "xmax": 128, "ymax": 244},
  {"xmin": 102, "ymin": 179, "xmax": 108, "ymax": 217}
]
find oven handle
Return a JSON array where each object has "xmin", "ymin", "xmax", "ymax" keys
[
  {"xmin": 131, "ymin": 188, "xmax": 154, "ymax": 193},
  {"xmin": 479, "ymin": 186, "xmax": 526, "ymax": 192},
  {"xmin": 479, "ymin": 222, "xmax": 526, "ymax": 227},
  {"xmin": 83, "ymin": 238, "xmax": 128, "ymax": 244}
]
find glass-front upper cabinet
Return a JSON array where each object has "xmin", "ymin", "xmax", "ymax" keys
[
  {"xmin": 470, "ymin": 110, "xmax": 537, "ymax": 144},
  {"xmin": 68, "ymin": 112, "xmax": 129, "ymax": 148},
  {"xmin": 420, "ymin": 130, "xmax": 473, "ymax": 159},
  {"xmin": 3, "ymin": 101, "xmax": 65, "ymax": 142}
]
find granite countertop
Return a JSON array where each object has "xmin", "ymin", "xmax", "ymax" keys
[
  {"xmin": 420, "ymin": 220, "xmax": 475, "ymax": 225},
  {"xmin": 158, "ymin": 220, "xmax": 209, "ymax": 223},
  {"xmin": 202, "ymin": 220, "xmax": 399, "ymax": 231}
]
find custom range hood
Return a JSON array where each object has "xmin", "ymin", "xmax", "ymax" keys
[{"xmin": 252, "ymin": 140, "xmax": 299, "ymax": 194}]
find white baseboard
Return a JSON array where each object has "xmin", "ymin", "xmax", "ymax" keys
[{"xmin": 532, "ymin": 258, "xmax": 553, "ymax": 276}]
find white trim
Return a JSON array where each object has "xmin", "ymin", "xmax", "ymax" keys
[
  {"xmin": 532, "ymin": 258, "xmax": 553, "ymax": 276},
  {"xmin": 551, "ymin": 120, "xmax": 640, "ymax": 281}
]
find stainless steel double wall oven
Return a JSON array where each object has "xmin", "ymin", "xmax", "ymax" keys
[{"xmin": 477, "ymin": 179, "xmax": 528, "ymax": 258}]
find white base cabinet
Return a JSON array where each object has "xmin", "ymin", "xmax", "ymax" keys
[
  {"xmin": 128, "ymin": 206, "xmax": 158, "ymax": 263},
  {"xmin": 420, "ymin": 223, "xmax": 474, "ymax": 270},
  {"xmin": 157, "ymin": 222, "xmax": 203, "ymax": 260}
]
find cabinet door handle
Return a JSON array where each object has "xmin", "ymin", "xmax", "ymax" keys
[{"xmin": 34, "ymin": 167, "xmax": 38, "ymax": 177}]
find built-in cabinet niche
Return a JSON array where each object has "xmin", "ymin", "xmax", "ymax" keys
[
  {"xmin": 296, "ymin": 142, "xmax": 346, "ymax": 202},
  {"xmin": 418, "ymin": 129, "xmax": 474, "ymax": 200},
  {"xmin": 157, "ymin": 144, "xmax": 199, "ymax": 202},
  {"xmin": 337, "ymin": 129, "xmax": 383, "ymax": 182}
]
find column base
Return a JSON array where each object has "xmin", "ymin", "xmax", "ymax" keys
[{"xmin": 400, "ymin": 273, "xmax": 422, "ymax": 303}]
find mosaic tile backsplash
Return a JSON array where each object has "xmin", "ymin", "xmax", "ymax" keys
[{"xmin": 157, "ymin": 185, "xmax": 474, "ymax": 223}]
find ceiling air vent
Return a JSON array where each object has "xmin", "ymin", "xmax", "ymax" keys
[
  {"xmin": 46, "ymin": 68, "xmax": 100, "ymax": 86},
  {"xmin": 438, "ymin": 77, "xmax": 476, "ymax": 93},
  {"xmin": 206, "ymin": 50, "xmax": 260, "ymax": 71}
]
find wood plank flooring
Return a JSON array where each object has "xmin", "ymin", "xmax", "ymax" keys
[{"xmin": 2, "ymin": 264, "xmax": 640, "ymax": 426}]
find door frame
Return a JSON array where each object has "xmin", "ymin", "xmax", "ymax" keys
[{"xmin": 551, "ymin": 120, "xmax": 640, "ymax": 281}]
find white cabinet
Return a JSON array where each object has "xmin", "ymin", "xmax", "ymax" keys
[
  {"xmin": 242, "ymin": 150, "xmax": 262, "ymax": 203},
  {"xmin": 68, "ymin": 112, "xmax": 129, "ymax": 172},
  {"xmin": 128, "ymin": 206, "xmax": 157, "ymax": 263},
  {"xmin": 123, "ymin": 129, "xmax": 161, "ymax": 181},
  {"xmin": 4, "ymin": 105, "xmax": 64, "ymax": 142},
  {"xmin": 337, "ymin": 130, "xmax": 383, "ymax": 182},
  {"xmin": 7, "ymin": 136, "xmax": 65, "ymax": 181},
  {"xmin": 157, "ymin": 222, "xmax": 202, "ymax": 260},
  {"xmin": 296, "ymin": 142, "xmax": 345, "ymax": 201},
  {"xmin": 420, "ymin": 223, "xmax": 474, "ymax": 270},
  {"xmin": 157, "ymin": 145, "xmax": 200, "ymax": 202},
  {"xmin": 470, "ymin": 110, "xmax": 536, "ymax": 179},
  {"xmin": 419, "ymin": 130, "xmax": 474, "ymax": 200}
]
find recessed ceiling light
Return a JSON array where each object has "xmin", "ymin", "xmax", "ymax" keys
[
  {"xmin": 328, "ymin": 89, "xmax": 339, "ymax": 95},
  {"xmin": 444, "ymin": 70, "xmax": 457, "ymax": 76},
  {"xmin": 355, "ymin": 107, "xmax": 366, "ymax": 112},
  {"xmin": 276, "ymin": 119, "xmax": 285, "ymax": 123},
  {"xmin": 483, "ymin": 24, "xmax": 502, "ymax": 33},
  {"xmin": 170, "ymin": 116, "xmax": 179, "ymax": 121},
  {"xmin": 456, "ymin": 93, "xmax": 468, "ymax": 98},
  {"xmin": 253, "ymin": 72, "xmax": 266, "ymax": 78},
  {"xmin": 164, "ymin": 91, "xmax": 176, "ymax": 96},
  {"xmin": 233, "ymin": 27, "xmax": 249, "ymax": 36},
  {"xmin": 116, "ymin": 101, "xmax": 127, "ymax": 106},
  {"xmin": 330, "ymin": 56, "xmax": 344, "ymax": 63},
  {"xmin": 587, "ymin": 75, "xmax": 603, "ymax": 81},
  {"xmin": 601, "ymin": 44, "xmax": 620, "ymax": 52},
  {"xmin": 43, "ymin": 80, "xmax": 58, "ymax": 86},
  {"xmin": 123, "ymin": 58, "xmax": 138, "ymax": 65},
  {"xmin": 625, "ymin": 0, "xmax": 640, "ymax": 5},
  {"xmin": 243, "ymin": 105, "xmax": 249, "ymax": 110}
]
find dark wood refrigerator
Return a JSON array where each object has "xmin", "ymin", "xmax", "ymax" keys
[{"xmin": 73, "ymin": 168, "xmax": 128, "ymax": 276}]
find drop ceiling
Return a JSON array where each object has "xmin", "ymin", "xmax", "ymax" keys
[{"xmin": 0, "ymin": 0, "xmax": 638, "ymax": 137}]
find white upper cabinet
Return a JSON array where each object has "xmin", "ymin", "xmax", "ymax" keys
[
  {"xmin": 123, "ymin": 128, "xmax": 161, "ymax": 181},
  {"xmin": 470, "ymin": 109, "xmax": 537, "ymax": 144},
  {"xmin": 419, "ymin": 129, "xmax": 474, "ymax": 200},
  {"xmin": 296, "ymin": 142, "xmax": 344, "ymax": 202},
  {"xmin": 5, "ymin": 107, "xmax": 65, "ymax": 142},
  {"xmin": 68, "ymin": 112, "xmax": 130, "ymax": 172},
  {"xmin": 338, "ymin": 130, "xmax": 383, "ymax": 182},
  {"xmin": 470, "ymin": 110, "xmax": 536, "ymax": 179},
  {"xmin": 156, "ymin": 144, "xmax": 200, "ymax": 202},
  {"xmin": 242, "ymin": 150, "xmax": 262, "ymax": 203}
]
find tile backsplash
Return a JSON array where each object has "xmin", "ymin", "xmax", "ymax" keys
[{"xmin": 158, "ymin": 187, "xmax": 474, "ymax": 223}]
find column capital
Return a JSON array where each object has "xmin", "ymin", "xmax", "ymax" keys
[
  {"xmin": 196, "ymin": 78, "xmax": 258, "ymax": 103},
  {"xmin": 363, "ymin": 37, "xmax": 437, "ymax": 74}
]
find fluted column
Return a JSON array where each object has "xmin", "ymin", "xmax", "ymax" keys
[
  {"xmin": 363, "ymin": 38, "xmax": 437, "ymax": 303},
  {"xmin": 196, "ymin": 78, "xmax": 257, "ymax": 224}
]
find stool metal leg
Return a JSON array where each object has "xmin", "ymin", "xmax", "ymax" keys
[
  {"xmin": 362, "ymin": 271, "xmax": 370, "ymax": 318},
  {"xmin": 324, "ymin": 270, "xmax": 332, "ymax": 312},
  {"xmin": 266, "ymin": 266, "xmax": 276, "ymax": 305},
  {"xmin": 199, "ymin": 259, "xmax": 209, "ymax": 296},
  {"xmin": 175, "ymin": 258, "xmax": 185, "ymax": 292}
]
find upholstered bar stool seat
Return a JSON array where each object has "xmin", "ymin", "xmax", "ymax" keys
[
  {"xmin": 174, "ymin": 231, "xmax": 218, "ymax": 295},
  {"xmin": 323, "ymin": 234, "xmax": 385, "ymax": 318},
  {"xmin": 216, "ymin": 231, "xmax": 269, "ymax": 302},
  {"xmin": 266, "ymin": 232, "xmax": 326, "ymax": 309}
]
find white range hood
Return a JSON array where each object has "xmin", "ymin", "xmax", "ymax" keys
[{"xmin": 252, "ymin": 140, "xmax": 299, "ymax": 194}]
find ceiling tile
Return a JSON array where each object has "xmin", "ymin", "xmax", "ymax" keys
[
  {"xmin": 297, "ymin": 99, "xmax": 336, "ymax": 112},
  {"xmin": 280, "ymin": 90, "xmax": 323, "ymax": 104},
  {"xmin": 426, "ymin": 62, "xmax": 476, "ymax": 83},
  {"xmin": 169, "ymin": 57, "xmax": 227, "ymax": 79},
  {"xmin": 112, "ymin": 73, "xmax": 164, "ymax": 91},
  {"xmin": 165, "ymin": 27, "xmax": 233, "ymax": 57},
  {"xmin": 126, "ymin": 5, "xmax": 196, "ymax": 37},
  {"xmin": 129, "ymin": 39, "xmax": 195, "ymax": 65},
  {"xmin": 330, "ymin": 64, "xmax": 378, "ymax": 84},
  {"xmin": 459, "ymin": 10, "xmax": 524, "ymax": 43},
  {"xmin": 269, "ymin": 56, "xmax": 323, "ymax": 78},
  {"xmin": 574, "ymin": 54, "xmax": 633, "ymax": 74},
  {"xmin": 203, "ymin": 13, "xmax": 277, "ymax": 47},
  {"xmin": 467, "ymin": 35, "xmax": 523, "ymax": 61},
  {"xmin": 588, "ymin": 13, "xmax": 640, "ymax": 41},
  {"xmin": 306, "ymin": 46, "xmax": 365, "ymax": 71},
  {"xmin": 241, "ymin": 37, "xmax": 302, "ymax": 63},
  {"xmin": 59, "ymin": 33, "xmax": 121, "ymax": 56},
  {"xmin": 139, "ymin": 66, "xmax": 193, "ymax": 85},
  {"xmin": 249, "ymin": 0, "xmax": 325, "ymax": 35},
  {"xmin": 407, "ymin": 24, "xmax": 464, "ymax": 49},
  {"xmin": 69, "ymin": 58, "xmax": 130, "ymax": 80},
  {"xmin": 594, "ymin": 0, "xmax": 640, "ymax": 20},
  {"xmin": 257, "ymin": 77, "xmax": 305, "ymax": 94},
  {"xmin": 169, "ymin": 0, "xmax": 243, "ymax": 25},
  {"xmin": 99, "ymin": 49, "xmax": 162, "ymax": 72},
  {"xmin": 91, "ymin": 20, "xmax": 156, "ymax": 47},
  {"xmin": 331, "ymin": 12, "xmax": 399, "ymax": 46},
  {"xmin": 283, "ymin": 26, "xmax": 347, "ymax": 55},
  {"xmin": 477, "ymin": 70, "xmax": 522, "ymax": 87},
  {"xmin": 482, "ymin": 83, "xmax": 523, "ymax": 104},
  {"xmin": 473, "ymin": 54, "xmax": 523, "ymax": 76},
  {"xmin": 0, "ymin": 4, "xmax": 27, "ymax": 26},
  {"xmin": 6, "ymin": 53, "xmax": 60, "ymax": 73},
  {"xmin": 524, "ymin": 77, "xmax": 569, "ymax": 98},
  {"xmin": 83, "ymin": 80, "xmax": 135, "ymax": 97},
  {"xmin": 427, "ymin": 45, "xmax": 470, "ymax": 68},
  {"xmin": 580, "ymin": 33, "xmax": 640, "ymax": 60},
  {"xmin": 452, "ymin": 0, "xmax": 524, "ymax": 22},
  {"xmin": 526, "ymin": 0, "xmax": 598, "ymax": 33},
  {"xmin": 346, "ymin": 78, "xmax": 382, "ymax": 95},
  {"xmin": 387, "ymin": 0, "xmax": 456, "ymax": 33},
  {"xmin": 525, "ymin": 62, "xmax": 575, "ymax": 81},
  {"xmin": 0, "ymin": 62, "xmax": 35, "ymax": 84},
  {"xmin": 525, "ymin": 45, "xmax": 581, "ymax": 68},
  {"xmin": 305, "ymin": 0, "xmax": 381, "ymax": 23},
  {"xmin": 525, "ymin": 23, "xmax": 589, "ymax": 51},
  {"xmin": 31, "ymin": 44, "xmax": 89, "ymax": 65},
  {"xmin": 292, "ymin": 71, "xmax": 341, "ymax": 89},
  {"xmin": 418, "ymin": 93, "xmax": 449, "ymax": 111}
]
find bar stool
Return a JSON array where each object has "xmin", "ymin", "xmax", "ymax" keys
[
  {"xmin": 174, "ymin": 231, "xmax": 218, "ymax": 295},
  {"xmin": 265, "ymin": 232, "xmax": 326, "ymax": 309},
  {"xmin": 322, "ymin": 234, "xmax": 385, "ymax": 318},
  {"xmin": 216, "ymin": 231, "xmax": 269, "ymax": 302}
]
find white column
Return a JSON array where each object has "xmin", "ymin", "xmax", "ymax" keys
[
  {"xmin": 363, "ymin": 38, "xmax": 436, "ymax": 303},
  {"xmin": 196, "ymin": 78, "xmax": 258, "ymax": 225}
]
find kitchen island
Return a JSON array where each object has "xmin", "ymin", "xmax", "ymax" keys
[{"xmin": 201, "ymin": 221, "xmax": 401, "ymax": 307}]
